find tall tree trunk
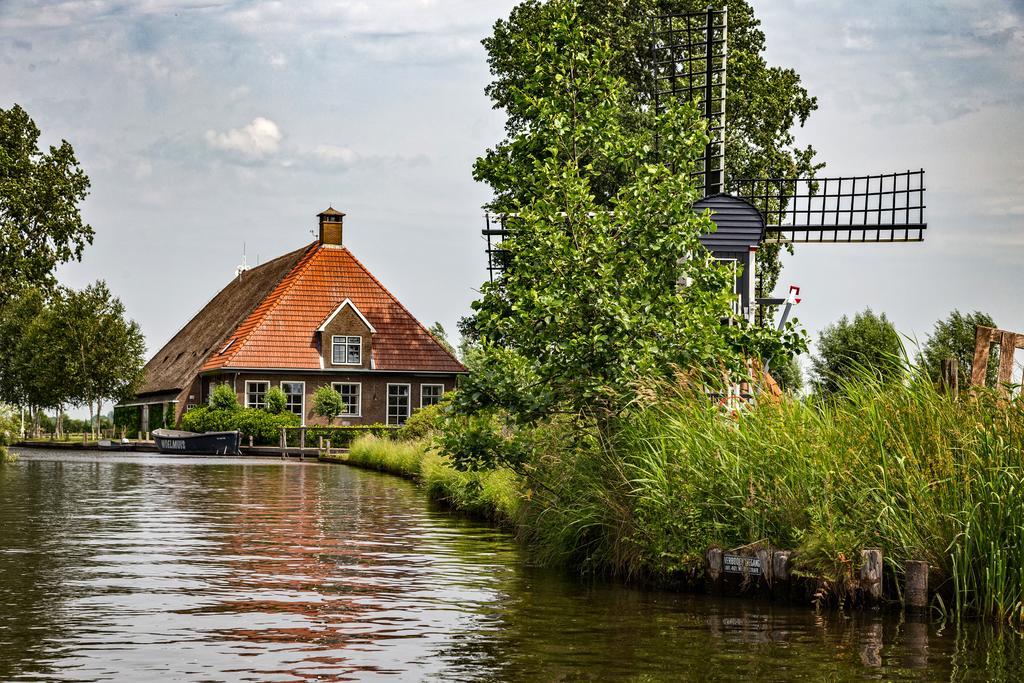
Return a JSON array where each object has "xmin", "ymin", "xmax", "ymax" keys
[{"xmin": 88, "ymin": 400, "xmax": 95, "ymax": 440}]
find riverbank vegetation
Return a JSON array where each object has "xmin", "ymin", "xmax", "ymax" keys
[{"xmin": 350, "ymin": 370, "xmax": 1024, "ymax": 624}]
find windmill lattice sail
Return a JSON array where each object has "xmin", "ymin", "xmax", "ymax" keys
[
  {"xmin": 651, "ymin": 8, "xmax": 727, "ymax": 197},
  {"xmin": 731, "ymin": 170, "xmax": 927, "ymax": 243}
]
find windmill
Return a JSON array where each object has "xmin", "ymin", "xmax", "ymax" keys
[{"xmin": 484, "ymin": 7, "xmax": 927, "ymax": 326}]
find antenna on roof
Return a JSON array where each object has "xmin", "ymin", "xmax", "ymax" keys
[{"xmin": 235, "ymin": 242, "xmax": 251, "ymax": 280}]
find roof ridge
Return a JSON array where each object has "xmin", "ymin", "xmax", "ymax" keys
[
  {"xmin": 209, "ymin": 241, "xmax": 320, "ymax": 369},
  {"xmin": 340, "ymin": 246, "xmax": 465, "ymax": 370}
]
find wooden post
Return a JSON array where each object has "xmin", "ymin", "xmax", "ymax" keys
[
  {"xmin": 860, "ymin": 549, "xmax": 883, "ymax": 601},
  {"xmin": 755, "ymin": 547, "xmax": 773, "ymax": 584},
  {"xmin": 940, "ymin": 358, "xmax": 959, "ymax": 398},
  {"xmin": 971, "ymin": 325, "xmax": 995, "ymax": 388},
  {"xmin": 706, "ymin": 548, "xmax": 723, "ymax": 586},
  {"xmin": 905, "ymin": 560, "xmax": 929, "ymax": 611},
  {"xmin": 772, "ymin": 550, "xmax": 792, "ymax": 583},
  {"xmin": 319, "ymin": 436, "xmax": 323, "ymax": 450},
  {"xmin": 280, "ymin": 427, "xmax": 286, "ymax": 458},
  {"xmin": 248, "ymin": 434, "xmax": 253, "ymax": 448},
  {"xmin": 997, "ymin": 331, "xmax": 1017, "ymax": 396}
]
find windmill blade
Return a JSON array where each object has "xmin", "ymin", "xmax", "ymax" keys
[
  {"xmin": 650, "ymin": 8, "xmax": 727, "ymax": 197},
  {"xmin": 732, "ymin": 170, "xmax": 927, "ymax": 243}
]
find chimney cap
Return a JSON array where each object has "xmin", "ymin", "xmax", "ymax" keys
[{"xmin": 318, "ymin": 206, "xmax": 345, "ymax": 218}]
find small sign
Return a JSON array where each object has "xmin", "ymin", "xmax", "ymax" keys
[{"xmin": 724, "ymin": 553, "xmax": 762, "ymax": 576}]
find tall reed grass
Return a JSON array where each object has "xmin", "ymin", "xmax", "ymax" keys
[{"xmin": 521, "ymin": 373, "xmax": 1024, "ymax": 622}]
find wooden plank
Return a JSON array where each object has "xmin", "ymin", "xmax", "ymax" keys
[
  {"xmin": 940, "ymin": 358, "xmax": 959, "ymax": 398},
  {"xmin": 971, "ymin": 326, "xmax": 995, "ymax": 388},
  {"xmin": 997, "ymin": 330, "xmax": 1017, "ymax": 393}
]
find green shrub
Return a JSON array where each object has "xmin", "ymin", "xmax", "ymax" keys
[
  {"xmin": 396, "ymin": 398, "xmax": 449, "ymax": 441},
  {"xmin": 312, "ymin": 385, "xmax": 344, "ymax": 424},
  {"xmin": 181, "ymin": 406, "xmax": 299, "ymax": 444},
  {"xmin": 265, "ymin": 387, "xmax": 287, "ymax": 414},
  {"xmin": 209, "ymin": 384, "xmax": 241, "ymax": 411},
  {"xmin": 436, "ymin": 410, "xmax": 528, "ymax": 472},
  {"xmin": 0, "ymin": 444, "xmax": 13, "ymax": 463}
]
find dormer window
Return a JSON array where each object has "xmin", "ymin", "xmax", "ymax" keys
[{"xmin": 332, "ymin": 335, "xmax": 362, "ymax": 365}]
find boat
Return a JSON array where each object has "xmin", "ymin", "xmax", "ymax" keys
[{"xmin": 152, "ymin": 429, "xmax": 241, "ymax": 455}]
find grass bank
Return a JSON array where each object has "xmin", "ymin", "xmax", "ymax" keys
[{"xmin": 345, "ymin": 435, "xmax": 521, "ymax": 526}]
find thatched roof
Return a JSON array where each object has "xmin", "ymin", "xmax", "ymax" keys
[{"xmin": 136, "ymin": 244, "xmax": 313, "ymax": 396}]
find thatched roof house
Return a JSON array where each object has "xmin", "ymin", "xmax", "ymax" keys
[{"xmin": 122, "ymin": 209, "xmax": 464, "ymax": 431}]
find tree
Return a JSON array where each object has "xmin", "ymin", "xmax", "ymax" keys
[
  {"xmin": 0, "ymin": 104, "xmax": 93, "ymax": 304},
  {"xmin": 428, "ymin": 322, "xmax": 457, "ymax": 357},
  {"xmin": 51, "ymin": 282, "xmax": 146, "ymax": 437},
  {"xmin": 469, "ymin": 1, "xmax": 804, "ymax": 422},
  {"xmin": 810, "ymin": 309, "xmax": 904, "ymax": 396},
  {"xmin": 0, "ymin": 288, "xmax": 46, "ymax": 427},
  {"xmin": 480, "ymin": 0, "xmax": 819, "ymax": 299},
  {"xmin": 312, "ymin": 385, "xmax": 344, "ymax": 425},
  {"xmin": 917, "ymin": 310, "xmax": 999, "ymax": 389}
]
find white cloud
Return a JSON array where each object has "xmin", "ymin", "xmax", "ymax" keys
[{"xmin": 205, "ymin": 117, "xmax": 282, "ymax": 158}]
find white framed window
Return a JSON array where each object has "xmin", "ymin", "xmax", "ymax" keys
[
  {"xmin": 420, "ymin": 384, "xmax": 445, "ymax": 408},
  {"xmin": 331, "ymin": 382, "xmax": 361, "ymax": 417},
  {"xmin": 387, "ymin": 384, "xmax": 411, "ymax": 425},
  {"xmin": 281, "ymin": 381, "xmax": 305, "ymax": 419},
  {"xmin": 331, "ymin": 336, "xmax": 362, "ymax": 365},
  {"xmin": 245, "ymin": 381, "xmax": 269, "ymax": 409}
]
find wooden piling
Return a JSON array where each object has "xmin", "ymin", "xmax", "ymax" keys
[
  {"xmin": 772, "ymin": 550, "xmax": 792, "ymax": 583},
  {"xmin": 755, "ymin": 547, "xmax": 773, "ymax": 584},
  {"xmin": 860, "ymin": 549, "xmax": 883, "ymax": 600},
  {"xmin": 905, "ymin": 560, "xmax": 929, "ymax": 611},
  {"xmin": 707, "ymin": 548, "xmax": 723, "ymax": 586}
]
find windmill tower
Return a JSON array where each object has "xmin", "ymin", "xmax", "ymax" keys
[{"xmin": 484, "ymin": 7, "xmax": 927, "ymax": 326}]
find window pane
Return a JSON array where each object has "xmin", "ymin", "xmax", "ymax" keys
[
  {"xmin": 282, "ymin": 383, "xmax": 303, "ymax": 415},
  {"xmin": 332, "ymin": 338, "xmax": 344, "ymax": 364},
  {"xmin": 421, "ymin": 385, "xmax": 443, "ymax": 407},
  {"xmin": 333, "ymin": 383, "xmax": 360, "ymax": 416},
  {"xmin": 387, "ymin": 385, "xmax": 410, "ymax": 425},
  {"xmin": 247, "ymin": 381, "xmax": 268, "ymax": 409},
  {"xmin": 347, "ymin": 338, "xmax": 361, "ymax": 364}
]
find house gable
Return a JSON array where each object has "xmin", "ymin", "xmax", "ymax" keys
[{"xmin": 320, "ymin": 300, "xmax": 374, "ymax": 370}]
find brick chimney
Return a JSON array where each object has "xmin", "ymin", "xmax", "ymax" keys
[{"xmin": 318, "ymin": 207, "xmax": 345, "ymax": 246}]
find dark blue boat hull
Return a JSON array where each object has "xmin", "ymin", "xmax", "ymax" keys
[{"xmin": 152, "ymin": 429, "xmax": 241, "ymax": 455}]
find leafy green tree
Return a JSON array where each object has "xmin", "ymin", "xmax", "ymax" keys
[
  {"xmin": 52, "ymin": 282, "xmax": 146, "ymax": 436},
  {"xmin": 916, "ymin": 310, "xmax": 999, "ymax": 390},
  {"xmin": 265, "ymin": 387, "xmax": 287, "ymax": 414},
  {"xmin": 470, "ymin": 1, "xmax": 804, "ymax": 422},
  {"xmin": 312, "ymin": 385, "xmax": 344, "ymax": 425},
  {"xmin": 480, "ymin": 0, "xmax": 819, "ymax": 298},
  {"xmin": 811, "ymin": 309, "xmax": 904, "ymax": 396},
  {"xmin": 0, "ymin": 104, "xmax": 93, "ymax": 304},
  {"xmin": 428, "ymin": 322, "xmax": 457, "ymax": 357},
  {"xmin": 0, "ymin": 288, "xmax": 46, "ymax": 420}
]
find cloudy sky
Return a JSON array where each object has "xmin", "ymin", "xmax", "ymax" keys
[{"xmin": 2, "ymin": 0, "xmax": 1022, "ymax": 375}]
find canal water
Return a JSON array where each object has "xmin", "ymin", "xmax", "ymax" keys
[{"xmin": 1, "ymin": 450, "xmax": 1021, "ymax": 681}]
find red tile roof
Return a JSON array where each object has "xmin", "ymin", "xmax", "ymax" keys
[{"xmin": 201, "ymin": 243, "xmax": 465, "ymax": 374}]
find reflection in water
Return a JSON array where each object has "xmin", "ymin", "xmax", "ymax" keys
[{"xmin": 1, "ymin": 450, "xmax": 1022, "ymax": 681}]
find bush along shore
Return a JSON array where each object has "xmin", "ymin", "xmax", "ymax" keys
[{"xmin": 341, "ymin": 375, "xmax": 1024, "ymax": 625}]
